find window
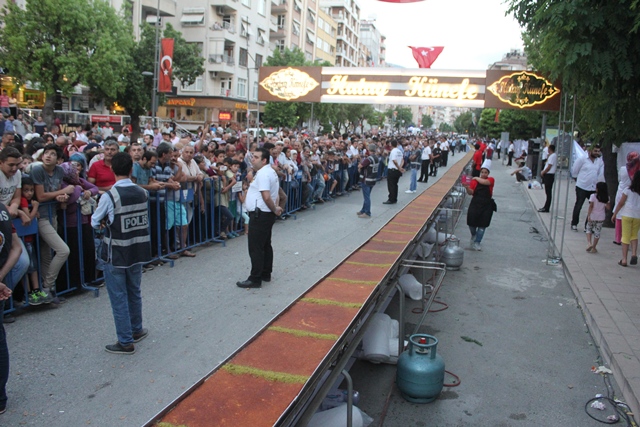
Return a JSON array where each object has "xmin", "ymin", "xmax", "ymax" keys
[
  {"xmin": 257, "ymin": 29, "xmax": 265, "ymax": 45},
  {"xmin": 307, "ymin": 8, "xmax": 316, "ymax": 25},
  {"xmin": 239, "ymin": 48, "xmax": 248, "ymax": 67},
  {"xmin": 220, "ymin": 78, "xmax": 232, "ymax": 96},
  {"xmin": 318, "ymin": 17, "xmax": 325, "ymax": 32},
  {"xmin": 294, "ymin": 0, "xmax": 302, "ymax": 13},
  {"xmin": 237, "ymin": 78, "xmax": 247, "ymax": 98},
  {"xmin": 277, "ymin": 14, "xmax": 286, "ymax": 29},
  {"xmin": 255, "ymin": 54, "xmax": 263, "ymax": 69},
  {"xmin": 258, "ymin": 0, "xmax": 266, "ymax": 15},
  {"xmin": 292, "ymin": 20, "xmax": 300, "ymax": 36},
  {"xmin": 241, "ymin": 22, "xmax": 249, "ymax": 37},
  {"xmin": 182, "ymin": 76, "xmax": 203, "ymax": 92},
  {"xmin": 306, "ymin": 30, "xmax": 315, "ymax": 45},
  {"xmin": 252, "ymin": 82, "xmax": 258, "ymax": 100},
  {"xmin": 241, "ymin": 0, "xmax": 250, "ymax": 7},
  {"xmin": 276, "ymin": 39, "xmax": 285, "ymax": 52}
]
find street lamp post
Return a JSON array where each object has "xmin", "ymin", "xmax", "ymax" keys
[{"xmin": 142, "ymin": 71, "xmax": 154, "ymax": 126}]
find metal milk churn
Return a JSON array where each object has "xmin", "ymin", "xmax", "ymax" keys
[
  {"xmin": 396, "ymin": 334, "xmax": 445, "ymax": 403},
  {"xmin": 441, "ymin": 237, "xmax": 464, "ymax": 270}
]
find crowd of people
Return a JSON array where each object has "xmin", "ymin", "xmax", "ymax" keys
[{"xmin": 0, "ymin": 120, "xmax": 471, "ymax": 313}]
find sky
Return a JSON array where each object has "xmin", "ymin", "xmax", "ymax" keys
[{"xmin": 359, "ymin": 0, "xmax": 525, "ymax": 70}]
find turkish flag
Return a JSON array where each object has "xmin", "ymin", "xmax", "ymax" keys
[
  {"xmin": 494, "ymin": 109, "xmax": 501, "ymax": 123},
  {"xmin": 158, "ymin": 38, "xmax": 174, "ymax": 93},
  {"xmin": 409, "ymin": 46, "xmax": 444, "ymax": 68}
]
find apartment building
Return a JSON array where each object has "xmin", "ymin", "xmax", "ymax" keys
[
  {"xmin": 108, "ymin": 0, "xmax": 178, "ymax": 41},
  {"xmin": 320, "ymin": 0, "xmax": 360, "ymax": 67},
  {"xmin": 269, "ymin": 0, "xmax": 337, "ymax": 63},
  {"xmin": 488, "ymin": 49, "xmax": 529, "ymax": 71},
  {"xmin": 154, "ymin": 1, "xmax": 275, "ymax": 126},
  {"xmin": 359, "ymin": 19, "xmax": 385, "ymax": 67}
]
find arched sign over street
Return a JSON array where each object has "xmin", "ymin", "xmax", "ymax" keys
[{"xmin": 258, "ymin": 66, "xmax": 561, "ymax": 112}]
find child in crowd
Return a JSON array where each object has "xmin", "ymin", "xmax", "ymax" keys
[
  {"xmin": 20, "ymin": 154, "xmax": 33, "ymax": 172},
  {"xmin": 586, "ymin": 181, "xmax": 610, "ymax": 253},
  {"xmin": 225, "ymin": 158, "xmax": 240, "ymax": 237},
  {"xmin": 237, "ymin": 177, "xmax": 250, "ymax": 235},
  {"xmin": 19, "ymin": 177, "xmax": 52, "ymax": 305}
]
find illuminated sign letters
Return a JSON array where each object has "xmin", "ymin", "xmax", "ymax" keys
[{"xmin": 258, "ymin": 67, "xmax": 561, "ymax": 111}]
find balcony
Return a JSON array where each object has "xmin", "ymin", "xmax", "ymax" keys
[
  {"xmin": 210, "ymin": 20, "xmax": 237, "ymax": 41},
  {"xmin": 271, "ymin": 0, "xmax": 288, "ymax": 13},
  {"xmin": 211, "ymin": 0, "xmax": 238, "ymax": 14},
  {"xmin": 141, "ymin": 0, "xmax": 177, "ymax": 17},
  {"xmin": 208, "ymin": 54, "xmax": 236, "ymax": 75},
  {"xmin": 269, "ymin": 25, "xmax": 286, "ymax": 39}
]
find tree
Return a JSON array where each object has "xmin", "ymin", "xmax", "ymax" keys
[
  {"xmin": 507, "ymin": 0, "xmax": 640, "ymax": 209},
  {"xmin": 454, "ymin": 111, "xmax": 473, "ymax": 134},
  {"xmin": 385, "ymin": 106, "xmax": 413, "ymax": 129},
  {"xmin": 439, "ymin": 123, "xmax": 454, "ymax": 133},
  {"xmin": 477, "ymin": 109, "xmax": 504, "ymax": 138},
  {"xmin": 0, "ymin": 0, "xmax": 133, "ymax": 127},
  {"xmin": 421, "ymin": 114, "xmax": 434, "ymax": 129},
  {"xmin": 116, "ymin": 22, "xmax": 204, "ymax": 141}
]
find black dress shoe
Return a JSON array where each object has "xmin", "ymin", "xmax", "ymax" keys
[
  {"xmin": 383, "ymin": 200, "xmax": 396, "ymax": 205},
  {"xmin": 537, "ymin": 208, "xmax": 549, "ymax": 212},
  {"xmin": 236, "ymin": 280, "xmax": 261, "ymax": 288}
]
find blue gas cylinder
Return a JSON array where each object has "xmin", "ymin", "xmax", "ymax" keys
[{"xmin": 396, "ymin": 334, "xmax": 445, "ymax": 403}]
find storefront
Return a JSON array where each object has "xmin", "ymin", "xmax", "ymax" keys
[
  {"xmin": 0, "ymin": 73, "xmax": 46, "ymax": 110},
  {"xmin": 158, "ymin": 96, "xmax": 263, "ymax": 127}
]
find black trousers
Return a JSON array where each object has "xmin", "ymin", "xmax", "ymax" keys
[
  {"xmin": 441, "ymin": 150, "xmax": 448, "ymax": 166},
  {"xmin": 387, "ymin": 169, "xmax": 402, "ymax": 203},
  {"xmin": 418, "ymin": 160, "xmax": 430, "ymax": 182},
  {"xmin": 542, "ymin": 173, "xmax": 555, "ymax": 211},
  {"xmin": 430, "ymin": 161, "xmax": 439, "ymax": 176},
  {"xmin": 507, "ymin": 152, "xmax": 514, "ymax": 166},
  {"xmin": 571, "ymin": 186, "xmax": 595, "ymax": 227},
  {"xmin": 247, "ymin": 210, "xmax": 276, "ymax": 283}
]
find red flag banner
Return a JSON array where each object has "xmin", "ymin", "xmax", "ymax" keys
[
  {"xmin": 158, "ymin": 38, "xmax": 174, "ymax": 93},
  {"xmin": 494, "ymin": 108, "xmax": 501, "ymax": 123},
  {"xmin": 409, "ymin": 46, "xmax": 444, "ymax": 68}
]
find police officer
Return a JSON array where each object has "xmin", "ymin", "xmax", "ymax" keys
[
  {"xmin": 237, "ymin": 147, "xmax": 282, "ymax": 288},
  {"xmin": 92, "ymin": 153, "xmax": 152, "ymax": 355}
]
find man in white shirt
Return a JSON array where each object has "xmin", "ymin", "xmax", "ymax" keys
[
  {"xmin": 237, "ymin": 147, "xmax": 282, "ymax": 288},
  {"xmin": 538, "ymin": 144, "xmax": 557, "ymax": 212},
  {"xmin": 418, "ymin": 140, "xmax": 432, "ymax": 183},
  {"xmin": 570, "ymin": 143, "xmax": 604, "ymax": 230},
  {"xmin": 384, "ymin": 139, "xmax": 405, "ymax": 204}
]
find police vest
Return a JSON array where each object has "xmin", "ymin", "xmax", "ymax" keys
[
  {"xmin": 101, "ymin": 185, "xmax": 151, "ymax": 268},
  {"xmin": 360, "ymin": 156, "xmax": 379, "ymax": 186}
]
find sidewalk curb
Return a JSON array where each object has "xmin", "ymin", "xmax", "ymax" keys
[{"xmin": 520, "ymin": 184, "xmax": 640, "ymax": 418}]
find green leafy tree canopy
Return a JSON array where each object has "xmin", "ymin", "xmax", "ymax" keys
[{"xmin": 0, "ymin": 0, "xmax": 134, "ymax": 126}]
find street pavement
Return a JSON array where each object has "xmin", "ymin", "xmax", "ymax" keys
[
  {"xmin": 1, "ymin": 152, "xmax": 466, "ymax": 426},
  {"xmin": 2, "ymin": 150, "xmax": 635, "ymax": 427},
  {"xmin": 526, "ymin": 165, "xmax": 640, "ymax": 419},
  {"xmin": 344, "ymin": 158, "xmax": 631, "ymax": 427}
]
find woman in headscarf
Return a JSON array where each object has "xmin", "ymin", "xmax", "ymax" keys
[
  {"xmin": 613, "ymin": 152, "xmax": 640, "ymax": 245},
  {"xmin": 55, "ymin": 161, "xmax": 99, "ymax": 292},
  {"xmin": 463, "ymin": 160, "xmax": 496, "ymax": 251}
]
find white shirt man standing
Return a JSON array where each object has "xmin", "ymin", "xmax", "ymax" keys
[
  {"xmin": 570, "ymin": 144, "xmax": 604, "ymax": 230},
  {"xmin": 236, "ymin": 147, "xmax": 282, "ymax": 288}
]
